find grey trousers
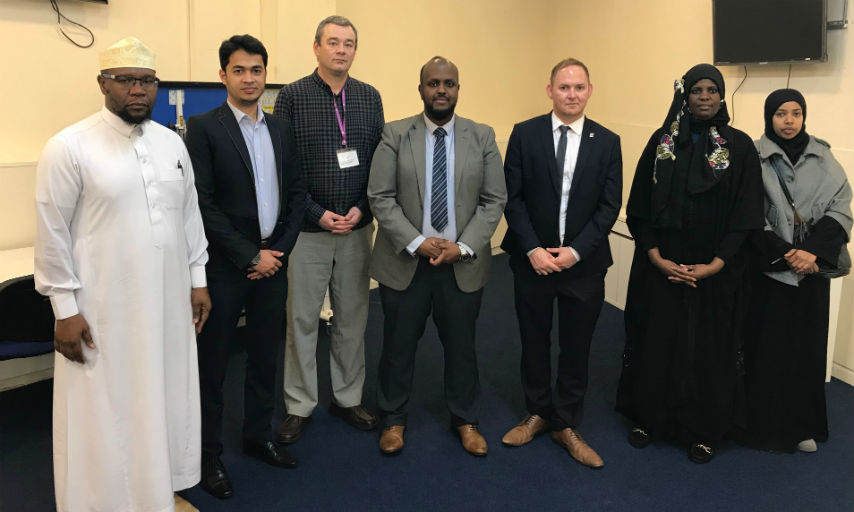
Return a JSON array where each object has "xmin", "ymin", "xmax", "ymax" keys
[{"xmin": 283, "ymin": 225, "xmax": 373, "ymax": 416}]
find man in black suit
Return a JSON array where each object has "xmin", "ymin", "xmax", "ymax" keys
[
  {"xmin": 500, "ymin": 58, "xmax": 621, "ymax": 468},
  {"xmin": 185, "ymin": 34, "xmax": 305, "ymax": 499}
]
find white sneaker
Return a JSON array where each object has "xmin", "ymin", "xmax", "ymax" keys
[{"xmin": 797, "ymin": 439, "xmax": 817, "ymax": 452}]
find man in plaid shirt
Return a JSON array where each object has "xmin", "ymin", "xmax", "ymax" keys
[{"xmin": 273, "ymin": 15, "xmax": 384, "ymax": 443}]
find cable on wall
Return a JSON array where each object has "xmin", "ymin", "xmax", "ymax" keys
[
  {"xmin": 49, "ymin": 0, "xmax": 95, "ymax": 49},
  {"xmin": 729, "ymin": 65, "xmax": 748, "ymax": 126},
  {"xmin": 786, "ymin": 64, "xmax": 792, "ymax": 88}
]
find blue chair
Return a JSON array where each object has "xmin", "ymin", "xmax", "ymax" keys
[{"xmin": 0, "ymin": 276, "xmax": 54, "ymax": 361}]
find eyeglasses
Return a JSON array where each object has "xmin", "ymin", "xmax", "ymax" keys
[{"xmin": 101, "ymin": 73, "xmax": 160, "ymax": 89}]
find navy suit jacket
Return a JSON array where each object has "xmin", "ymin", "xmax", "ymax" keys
[
  {"xmin": 186, "ymin": 102, "xmax": 306, "ymax": 274},
  {"xmin": 501, "ymin": 113, "xmax": 622, "ymax": 279}
]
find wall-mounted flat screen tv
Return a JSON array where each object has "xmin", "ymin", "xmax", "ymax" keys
[{"xmin": 713, "ymin": 0, "xmax": 827, "ymax": 65}]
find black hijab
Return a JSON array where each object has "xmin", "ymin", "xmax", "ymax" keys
[
  {"xmin": 670, "ymin": 64, "xmax": 731, "ymax": 138},
  {"xmin": 647, "ymin": 63, "xmax": 732, "ymax": 229},
  {"xmin": 764, "ymin": 88, "xmax": 809, "ymax": 165}
]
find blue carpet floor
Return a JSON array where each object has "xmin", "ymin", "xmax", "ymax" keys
[{"xmin": 1, "ymin": 253, "xmax": 852, "ymax": 511}]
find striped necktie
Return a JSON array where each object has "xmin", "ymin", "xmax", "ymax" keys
[{"xmin": 431, "ymin": 126, "xmax": 448, "ymax": 232}]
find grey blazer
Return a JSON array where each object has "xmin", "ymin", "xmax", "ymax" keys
[{"xmin": 368, "ymin": 114, "xmax": 507, "ymax": 292}]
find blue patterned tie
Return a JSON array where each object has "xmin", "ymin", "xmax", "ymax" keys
[{"xmin": 431, "ymin": 127, "xmax": 448, "ymax": 232}]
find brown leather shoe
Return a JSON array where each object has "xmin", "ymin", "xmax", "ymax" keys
[
  {"xmin": 275, "ymin": 414, "xmax": 311, "ymax": 444},
  {"xmin": 457, "ymin": 424, "xmax": 488, "ymax": 456},
  {"xmin": 552, "ymin": 427, "xmax": 604, "ymax": 468},
  {"xmin": 379, "ymin": 425, "xmax": 405, "ymax": 454},
  {"xmin": 330, "ymin": 403, "xmax": 378, "ymax": 431},
  {"xmin": 174, "ymin": 494, "xmax": 199, "ymax": 512},
  {"xmin": 501, "ymin": 414, "xmax": 549, "ymax": 446}
]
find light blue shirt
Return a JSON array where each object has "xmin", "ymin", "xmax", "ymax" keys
[
  {"xmin": 406, "ymin": 114, "xmax": 473, "ymax": 256},
  {"xmin": 226, "ymin": 100, "xmax": 279, "ymax": 239}
]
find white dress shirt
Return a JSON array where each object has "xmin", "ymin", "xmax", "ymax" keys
[{"xmin": 550, "ymin": 111, "xmax": 584, "ymax": 261}]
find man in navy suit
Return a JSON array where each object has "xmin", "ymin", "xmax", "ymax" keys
[
  {"xmin": 185, "ymin": 34, "xmax": 305, "ymax": 498},
  {"xmin": 500, "ymin": 58, "xmax": 622, "ymax": 468}
]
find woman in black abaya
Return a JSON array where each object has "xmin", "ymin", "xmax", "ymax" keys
[
  {"xmin": 615, "ymin": 64, "xmax": 764, "ymax": 463},
  {"xmin": 740, "ymin": 89, "xmax": 852, "ymax": 453}
]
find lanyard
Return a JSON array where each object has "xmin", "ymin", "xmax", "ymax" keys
[{"xmin": 333, "ymin": 89, "xmax": 347, "ymax": 147}]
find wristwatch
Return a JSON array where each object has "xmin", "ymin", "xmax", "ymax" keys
[
  {"xmin": 457, "ymin": 243, "xmax": 476, "ymax": 263},
  {"xmin": 249, "ymin": 252, "xmax": 261, "ymax": 267}
]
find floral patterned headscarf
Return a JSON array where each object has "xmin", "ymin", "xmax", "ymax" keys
[{"xmin": 649, "ymin": 64, "xmax": 732, "ymax": 228}]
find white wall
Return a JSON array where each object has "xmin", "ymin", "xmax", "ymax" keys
[{"xmin": 0, "ymin": 0, "xmax": 851, "ymax": 382}]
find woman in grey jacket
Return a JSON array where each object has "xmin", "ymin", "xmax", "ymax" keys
[{"xmin": 741, "ymin": 89, "xmax": 852, "ymax": 453}]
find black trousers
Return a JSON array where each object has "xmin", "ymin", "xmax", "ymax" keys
[
  {"xmin": 377, "ymin": 259, "xmax": 483, "ymax": 428},
  {"xmin": 511, "ymin": 259, "xmax": 604, "ymax": 430},
  {"xmin": 197, "ymin": 266, "xmax": 287, "ymax": 455}
]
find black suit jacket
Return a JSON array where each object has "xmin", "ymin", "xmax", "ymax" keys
[
  {"xmin": 501, "ymin": 113, "xmax": 622, "ymax": 278},
  {"xmin": 186, "ymin": 102, "xmax": 306, "ymax": 274}
]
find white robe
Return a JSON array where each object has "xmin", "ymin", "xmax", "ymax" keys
[{"xmin": 34, "ymin": 107, "xmax": 208, "ymax": 512}]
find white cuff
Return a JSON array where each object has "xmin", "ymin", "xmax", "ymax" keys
[
  {"xmin": 190, "ymin": 264, "xmax": 207, "ymax": 288},
  {"xmin": 50, "ymin": 291, "xmax": 79, "ymax": 320},
  {"xmin": 457, "ymin": 241, "xmax": 475, "ymax": 257},
  {"xmin": 406, "ymin": 235, "xmax": 426, "ymax": 256}
]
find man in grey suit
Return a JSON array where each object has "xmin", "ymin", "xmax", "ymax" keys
[{"xmin": 367, "ymin": 56, "xmax": 507, "ymax": 456}]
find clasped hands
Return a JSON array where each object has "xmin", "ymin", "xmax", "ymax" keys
[
  {"xmin": 648, "ymin": 248, "xmax": 723, "ymax": 288},
  {"xmin": 783, "ymin": 248, "xmax": 818, "ymax": 275},
  {"xmin": 319, "ymin": 207, "xmax": 363, "ymax": 235},
  {"xmin": 417, "ymin": 237, "xmax": 462, "ymax": 266},
  {"xmin": 528, "ymin": 247, "xmax": 577, "ymax": 276},
  {"xmin": 247, "ymin": 249, "xmax": 284, "ymax": 280}
]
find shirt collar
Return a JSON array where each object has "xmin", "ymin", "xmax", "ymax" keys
[
  {"xmin": 551, "ymin": 112, "xmax": 585, "ymax": 134},
  {"xmin": 423, "ymin": 113, "xmax": 455, "ymax": 137},
  {"xmin": 311, "ymin": 68, "xmax": 349, "ymax": 96},
  {"xmin": 100, "ymin": 106, "xmax": 144, "ymax": 138},
  {"xmin": 226, "ymin": 99, "xmax": 266, "ymax": 126}
]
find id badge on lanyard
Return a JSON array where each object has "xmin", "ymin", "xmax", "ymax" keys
[{"xmin": 334, "ymin": 89, "xmax": 359, "ymax": 169}]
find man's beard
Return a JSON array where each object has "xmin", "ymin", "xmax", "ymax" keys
[
  {"xmin": 117, "ymin": 106, "xmax": 152, "ymax": 125},
  {"xmin": 424, "ymin": 101, "xmax": 455, "ymax": 122}
]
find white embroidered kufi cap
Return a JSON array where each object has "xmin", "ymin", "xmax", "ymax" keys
[{"xmin": 99, "ymin": 37, "xmax": 156, "ymax": 71}]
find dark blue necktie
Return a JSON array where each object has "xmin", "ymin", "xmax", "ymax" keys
[{"xmin": 431, "ymin": 127, "xmax": 448, "ymax": 232}]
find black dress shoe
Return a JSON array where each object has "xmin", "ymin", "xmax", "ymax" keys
[
  {"xmin": 688, "ymin": 442, "xmax": 715, "ymax": 464},
  {"xmin": 628, "ymin": 427, "xmax": 651, "ymax": 449},
  {"xmin": 243, "ymin": 440, "xmax": 298, "ymax": 468},
  {"xmin": 329, "ymin": 403, "xmax": 378, "ymax": 431},
  {"xmin": 200, "ymin": 453, "xmax": 233, "ymax": 499},
  {"xmin": 276, "ymin": 414, "xmax": 311, "ymax": 444}
]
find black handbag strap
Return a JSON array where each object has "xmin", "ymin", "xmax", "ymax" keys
[
  {"xmin": 769, "ymin": 154, "xmax": 810, "ymax": 245},
  {"xmin": 769, "ymin": 155, "xmax": 797, "ymax": 211}
]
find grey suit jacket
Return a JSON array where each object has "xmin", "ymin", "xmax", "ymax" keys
[{"xmin": 368, "ymin": 114, "xmax": 507, "ymax": 292}]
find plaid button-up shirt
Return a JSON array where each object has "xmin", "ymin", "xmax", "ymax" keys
[{"xmin": 273, "ymin": 70, "xmax": 384, "ymax": 232}]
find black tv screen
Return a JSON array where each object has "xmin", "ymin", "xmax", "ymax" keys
[{"xmin": 713, "ymin": 0, "xmax": 827, "ymax": 64}]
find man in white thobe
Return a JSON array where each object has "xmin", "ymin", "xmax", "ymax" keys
[{"xmin": 34, "ymin": 37, "xmax": 210, "ymax": 512}]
